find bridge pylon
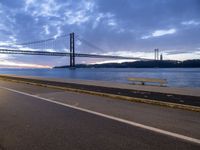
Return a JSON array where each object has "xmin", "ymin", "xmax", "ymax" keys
[{"xmin": 69, "ymin": 32, "xmax": 75, "ymax": 68}]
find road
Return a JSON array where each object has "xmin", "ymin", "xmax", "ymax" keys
[{"xmin": 0, "ymin": 80, "xmax": 200, "ymax": 150}]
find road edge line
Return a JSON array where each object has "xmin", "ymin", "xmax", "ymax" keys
[{"xmin": 0, "ymin": 85, "xmax": 200, "ymax": 145}]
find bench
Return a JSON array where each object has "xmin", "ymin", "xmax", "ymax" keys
[{"xmin": 128, "ymin": 77, "xmax": 167, "ymax": 86}]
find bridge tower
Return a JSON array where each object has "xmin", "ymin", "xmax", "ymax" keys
[{"xmin": 70, "ymin": 32, "xmax": 75, "ymax": 68}]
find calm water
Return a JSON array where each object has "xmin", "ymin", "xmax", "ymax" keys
[{"xmin": 0, "ymin": 68, "xmax": 200, "ymax": 88}]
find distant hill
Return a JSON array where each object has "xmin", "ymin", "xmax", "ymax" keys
[{"xmin": 54, "ymin": 59, "xmax": 200, "ymax": 68}]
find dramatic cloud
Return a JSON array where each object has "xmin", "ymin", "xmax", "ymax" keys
[{"xmin": 0, "ymin": 0, "xmax": 200, "ymax": 67}]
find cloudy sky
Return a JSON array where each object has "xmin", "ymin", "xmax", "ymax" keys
[{"xmin": 0, "ymin": 0, "xmax": 200, "ymax": 68}]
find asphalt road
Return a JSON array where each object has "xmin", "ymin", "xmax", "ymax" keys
[{"xmin": 0, "ymin": 82, "xmax": 200, "ymax": 149}]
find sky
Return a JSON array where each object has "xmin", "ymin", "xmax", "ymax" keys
[{"xmin": 0, "ymin": 0, "xmax": 200, "ymax": 68}]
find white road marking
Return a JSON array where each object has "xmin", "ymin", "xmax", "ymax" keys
[{"xmin": 0, "ymin": 85, "xmax": 200, "ymax": 145}]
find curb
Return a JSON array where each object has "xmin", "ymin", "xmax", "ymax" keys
[{"xmin": 0, "ymin": 77, "xmax": 200, "ymax": 112}]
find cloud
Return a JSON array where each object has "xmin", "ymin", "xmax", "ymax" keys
[
  {"xmin": 181, "ymin": 20, "xmax": 200, "ymax": 26},
  {"xmin": 0, "ymin": 0, "xmax": 200, "ymax": 67},
  {"xmin": 0, "ymin": 23, "xmax": 8, "ymax": 31},
  {"xmin": 164, "ymin": 50, "xmax": 190, "ymax": 55},
  {"xmin": 194, "ymin": 51, "xmax": 200, "ymax": 55},
  {"xmin": 107, "ymin": 18, "xmax": 117, "ymax": 27},
  {"xmin": 0, "ymin": 48, "xmax": 50, "ymax": 68},
  {"xmin": 152, "ymin": 29, "xmax": 176, "ymax": 37},
  {"xmin": 54, "ymin": 26, "xmax": 62, "ymax": 38},
  {"xmin": 165, "ymin": 52, "xmax": 200, "ymax": 60},
  {"xmin": 92, "ymin": 12, "xmax": 119, "ymax": 29},
  {"xmin": 43, "ymin": 25, "xmax": 50, "ymax": 35},
  {"xmin": 0, "ymin": 60, "xmax": 51, "ymax": 68},
  {"xmin": 62, "ymin": 0, "xmax": 96, "ymax": 26},
  {"xmin": 64, "ymin": 10, "xmax": 90, "ymax": 25},
  {"xmin": 0, "ymin": 54, "xmax": 13, "ymax": 61},
  {"xmin": 98, "ymin": 51, "xmax": 154, "ymax": 59},
  {"xmin": 92, "ymin": 12, "xmax": 118, "ymax": 29},
  {"xmin": 92, "ymin": 13, "xmax": 104, "ymax": 29},
  {"xmin": 90, "ymin": 59, "xmax": 134, "ymax": 64},
  {"xmin": 141, "ymin": 28, "xmax": 176, "ymax": 39},
  {"xmin": 0, "ymin": 3, "xmax": 16, "ymax": 41},
  {"xmin": 24, "ymin": 0, "xmax": 62, "ymax": 17}
]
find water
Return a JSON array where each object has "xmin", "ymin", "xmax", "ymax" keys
[{"xmin": 0, "ymin": 68, "xmax": 200, "ymax": 88}]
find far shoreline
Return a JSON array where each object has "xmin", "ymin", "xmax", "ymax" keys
[{"xmin": 54, "ymin": 59, "xmax": 200, "ymax": 69}]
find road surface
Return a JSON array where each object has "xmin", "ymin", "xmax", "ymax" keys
[{"xmin": 0, "ymin": 80, "xmax": 200, "ymax": 150}]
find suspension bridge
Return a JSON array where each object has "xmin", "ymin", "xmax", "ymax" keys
[{"xmin": 0, "ymin": 32, "xmax": 151, "ymax": 68}]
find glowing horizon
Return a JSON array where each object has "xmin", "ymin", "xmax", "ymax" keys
[{"xmin": 0, "ymin": 60, "xmax": 51, "ymax": 69}]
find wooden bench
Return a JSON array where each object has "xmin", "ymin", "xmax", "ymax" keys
[{"xmin": 128, "ymin": 77, "xmax": 167, "ymax": 86}]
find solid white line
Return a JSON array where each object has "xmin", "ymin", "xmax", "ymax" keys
[{"xmin": 0, "ymin": 85, "xmax": 200, "ymax": 145}]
